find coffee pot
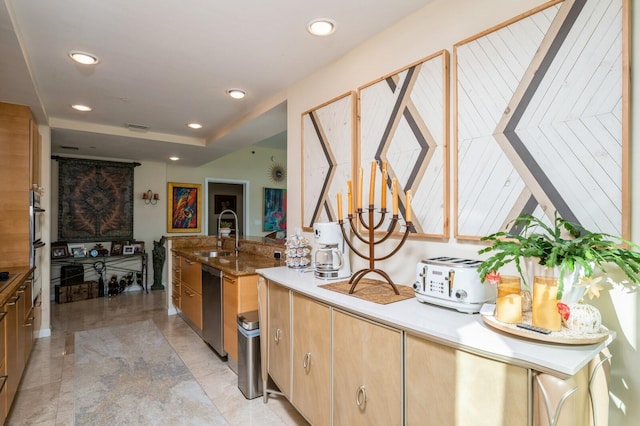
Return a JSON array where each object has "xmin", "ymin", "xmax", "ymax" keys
[
  {"xmin": 313, "ymin": 222, "xmax": 351, "ymax": 280},
  {"xmin": 315, "ymin": 246, "xmax": 344, "ymax": 273}
]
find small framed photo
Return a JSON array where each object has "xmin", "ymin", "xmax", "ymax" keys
[
  {"xmin": 68, "ymin": 243, "xmax": 85, "ymax": 258},
  {"xmin": 51, "ymin": 245, "xmax": 69, "ymax": 259},
  {"xmin": 110, "ymin": 241, "xmax": 124, "ymax": 256},
  {"xmin": 123, "ymin": 245, "xmax": 135, "ymax": 255},
  {"xmin": 131, "ymin": 241, "xmax": 145, "ymax": 253}
]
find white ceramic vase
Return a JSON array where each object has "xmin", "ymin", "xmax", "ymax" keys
[{"xmin": 523, "ymin": 258, "xmax": 588, "ymax": 304}]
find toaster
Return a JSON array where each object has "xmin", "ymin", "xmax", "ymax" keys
[{"xmin": 413, "ymin": 257, "xmax": 496, "ymax": 314}]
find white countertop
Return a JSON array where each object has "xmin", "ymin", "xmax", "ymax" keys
[{"xmin": 258, "ymin": 266, "xmax": 613, "ymax": 378}]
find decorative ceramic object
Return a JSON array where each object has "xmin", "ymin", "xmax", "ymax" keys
[
  {"xmin": 219, "ymin": 228, "xmax": 231, "ymax": 236},
  {"xmin": 564, "ymin": 302, "xmax": 602, "ymax": 334}
]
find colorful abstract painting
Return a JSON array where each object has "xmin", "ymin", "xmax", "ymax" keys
[
  {"xmin": 167, "ymin": 182, "xmax": 202, "ymax": 233},
  {"xmin": 263, "ymin": 187, "xmax": 286, "ymax": 232}
]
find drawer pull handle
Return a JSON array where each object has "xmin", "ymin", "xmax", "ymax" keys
[
  {"xmin": 302, "ymin": 352, "xmax": 311, "ymax": 369},
  {"xmin": 356, "ymin": 385, "xmax": 367, "ymax": 408},
  {"xmin": 274, "ymin": 328, "xmax": 281, "ymax": 342}
]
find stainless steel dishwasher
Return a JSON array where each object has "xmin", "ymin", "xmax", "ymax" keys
[{"xmin": 202, "ymin": 265, "xmax": 226, "ymax": 357}]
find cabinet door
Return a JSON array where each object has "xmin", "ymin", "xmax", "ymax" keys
[
  {"xmin": 267, "ymin": 282, "xmax": 290, "ymax": 396},
  {"xmin": 405, "ymin": 333, "xmax": 528, "ymax": 425},
  {"xmin": 291, "ymin": 293, "xmax": 331, "ymax": 426},
  {"xmin": 29, "ymin": 118, "xmax": 41, "ymax": 189},
  {"xmin": 171, "ymin": 254, "xmax": 181, "ymax": 309},
  {"xmin": 223, "ymin": 274, "xmax": 259, "ymax": 364},
  {"xmin": 223, "ymin": 275, "xmax": 239, "ymax": 361},
  {"xmin": 333, "ymin": 309, "xmax": 403, "ymax": 425}
]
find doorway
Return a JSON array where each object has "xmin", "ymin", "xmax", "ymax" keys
[{"xmin": 205, "ymin": 179, "xmax": 248, "ymax": 236}]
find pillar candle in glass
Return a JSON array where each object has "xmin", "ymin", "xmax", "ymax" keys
[
  {"xmin": 495, "ymin": 276, "xmax": 522, "ymax": 324},
  {"xmin": 532, "ymin": 277, "xmax": 562, "ymax": 331}
]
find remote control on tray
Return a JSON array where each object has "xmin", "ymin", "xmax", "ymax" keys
[{"xmin": 516, "ymin": 323, "xmax": 552, "ymax": 335}]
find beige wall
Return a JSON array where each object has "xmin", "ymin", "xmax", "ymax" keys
[
  {"xmin": 47, "ymin": 144, "xmax": 286, "ymax": 296},
  {"xmin": 285, "ymin": 0, "xmax": 639, "ymax": 423}
]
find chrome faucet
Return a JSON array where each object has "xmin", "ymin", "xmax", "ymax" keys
[{"xmin": 218, "ymin": 209, "xmax": 239, "ymax": 256}]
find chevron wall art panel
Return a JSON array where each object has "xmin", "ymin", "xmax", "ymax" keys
[
  {"xmin": 358, "ymin": 50, "xmax": 450, "ymax": 238},
  {"xmin": 454, "ymin": 0, "xmax": 629, "ymax": 239},
  {"xmin": 302, "ymin": 92, "xmax": 356, "ymax": 230}
]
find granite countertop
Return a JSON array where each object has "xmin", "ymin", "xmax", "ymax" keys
[
  {"xmin": 172, "ymin": 247, "xmax": 284, "ymax": 277},
  {"xmin": 0, "ymin": 266, "xmax": 33, "ymax": 305},
  {"xmin": 258, "ymin": 266, "xmax": 613, "ymax": 379}
]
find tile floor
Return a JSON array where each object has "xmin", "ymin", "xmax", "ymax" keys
[{"xmin": 6, "ymin": 290, "xmax": 308, "ymax": 425}]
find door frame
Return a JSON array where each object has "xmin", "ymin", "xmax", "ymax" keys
[{"xmin": 204, "ymin": 178, "xmax": 250, "ymax": 236}]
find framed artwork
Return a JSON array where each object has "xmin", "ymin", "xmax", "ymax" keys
[
  {"xmin": 68, "ymin": 243, "xmax": 86, "ymax": 257},
  {"xmin": 122, "ymin": 245, "xmax": 135, "ymax": 255},
  {"xmin": 167, "ymin": 182, "xmax": 202, "ymax": 233},
  {"xmin": 301, "ymin": 91, "xmax": 355, "ymax": 230},
  {"xmin": 358, "ymin": 50, "xmax": 450, "ymax": 238},
  {"xmin": 110, "ymin": 241, "xmax": 124, "ymax": 255},
  {"xmin": 214, "ymin": 195, "xmax": 237, "ymax": 214},
  {"xmin": 51, "ymin": 245, "xmax": 69, "ymax": 259},
  {"xmin": 454, "ymin": 0, "xmax": 629, "ymax": 239},
  {"xmin": 263, "ymin": 188, "xmax": 286, "ymax": 232},
  {"xmin": 131, "ymin": 241, "xmax": 145, "ymax": 253}
]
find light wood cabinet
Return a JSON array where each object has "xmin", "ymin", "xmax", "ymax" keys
[
  {"xmin": 267, "ymin": 282, "xmax": 290, "ymax": 397},
  {"xmin": 405, "ymin": 333, "xmax": 528, "ymax": 425},
  {"xmin": 291, "ymin": 293, "xmax": 331, "ymax": 426},
  {"xmin": 223, "ymin": 274, "xmax": 258, "ymax": 364},
  {"xmin": 171, "ymin": 254, "xmax": 181, "ymax": 309},
  {"xmin": 0, "ymin": 310, "xmax": 7, "ymax": 425},
  {"xmin": 0, "ymin": 102, "xmax": 38, "ymax": 268},
  {"xmin": 179, "ymin": 257, "xmax": 202, "ymax": 331},
  {"xmin": 1, "ymin": 271, "xmax": 36, "ymax": 424},
  {"xmin": 333, "ymin": 309, "xmax": 403, "ymax": 425},
  {"xmin": 29, "ymin": 118, "xmax": 41, "ymax": 190}
]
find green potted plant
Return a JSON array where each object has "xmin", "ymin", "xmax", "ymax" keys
[
  {"xmin": 477, "ymin": 212, "xmax": 640, "ymax": 300},
  {"xmin": 219, "ymin": 221, "xmax": 233, "ymax": 236}
]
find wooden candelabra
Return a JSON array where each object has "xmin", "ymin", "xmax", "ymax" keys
[{"xmin": 336, "ymin": 160, "xmax": 414, "ymax": 295}]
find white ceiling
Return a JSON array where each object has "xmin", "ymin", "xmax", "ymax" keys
[{"xmin": 1, "ymin": 0, "xmax": 431, "ymax": 166}]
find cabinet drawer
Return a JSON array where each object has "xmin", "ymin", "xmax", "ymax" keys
[
  {"xmin": 180, "ymin": 258, "xmax": 201, "ymax": 293},
  {"xmin": 180, "ymin": 284, "xmax": 202, "ymax": 330}
]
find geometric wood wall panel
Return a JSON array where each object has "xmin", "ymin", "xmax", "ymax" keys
[
  {"xmin": 302, "ymin": 92, "xmax": 355, "ymax": 230},
  {"xmin": 359, "ymin": 50, "xmax": 450, "ymax": 238},
  {"xmin": 454, "ymin": 0, "xmax": 628, "ymax": 239}
]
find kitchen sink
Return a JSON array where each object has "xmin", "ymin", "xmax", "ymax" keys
[{"xmin": 193, "ymin": 251, "xmax": 234, "ymax": 258}]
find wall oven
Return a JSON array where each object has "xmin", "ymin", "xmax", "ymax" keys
[{"xmin": 29, "ymin": 190, "xmax": 45, "ymax": 299}]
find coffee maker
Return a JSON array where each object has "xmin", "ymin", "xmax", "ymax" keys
[{"xmin": 313, "ymin": 222, "xmax": 351, "ymax": 280}]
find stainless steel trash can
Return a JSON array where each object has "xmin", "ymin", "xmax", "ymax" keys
[{"xmin": 237, "ymin": 310, "xmax": 263, "ymax": 399}]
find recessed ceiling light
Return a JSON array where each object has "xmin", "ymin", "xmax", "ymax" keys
[
  {"xmin": 68, "ymin": 51, "xmax": 100, "ymax": 65},
  {"xmin": 71, "ymin": 104, "xmax": 92, "ymax": 112},
  {"xmin": 169, "ymin": 156, "xmax": 180, "ymax": 161},
  {"xmin": 187, "ymin": 123, "xmax": 203, "ymax": 129},
  {"xmin": 226, "ymin": 89, "xmax": 246, "ymax": 99},
  {"xmin": 308, "ymin": 18, "xmax": 336, "ymax": 36}
]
